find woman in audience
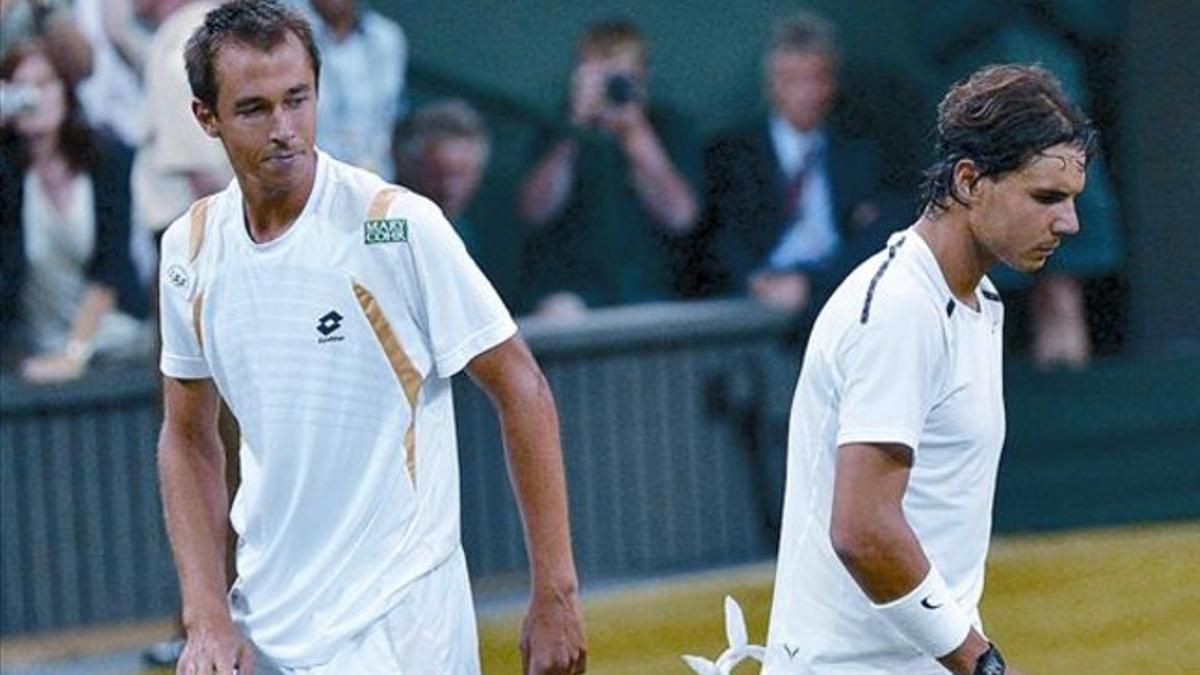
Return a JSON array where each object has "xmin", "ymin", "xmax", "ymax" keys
[{"xmin": 1, "ymin": 39, "xmax": 149, "ymax": 384}]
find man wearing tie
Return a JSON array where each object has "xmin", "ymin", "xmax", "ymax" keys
[{"xmin": 700, "ymin": 11, "xmax": 896, "ymax": 312}]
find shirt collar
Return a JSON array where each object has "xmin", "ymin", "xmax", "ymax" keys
[{"xmin": 768, "ymin": 114, "xmax": 825, "ymax": 176}]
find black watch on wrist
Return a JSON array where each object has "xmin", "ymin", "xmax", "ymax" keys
[{"xmin": 972, "ymin": 643, "xmax": 1006, "ymax": 675}]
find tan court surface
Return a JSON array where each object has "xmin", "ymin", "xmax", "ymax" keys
[
  {"xmin": 1, "ymin": 522, "xmax": 1197, "ymax": 673},
  {"xmin": 477, "ymin": 522, "xmax": 1200, "ymax": 674}
]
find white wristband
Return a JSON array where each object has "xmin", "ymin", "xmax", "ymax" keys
[{"xmin": 872, "ymin": 566, "xmax": 971, "ymax": 658}]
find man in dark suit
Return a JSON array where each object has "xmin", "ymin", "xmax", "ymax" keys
[{"xmin": 699, "ymin": 12, "xmax": 898, "ymax": 312}]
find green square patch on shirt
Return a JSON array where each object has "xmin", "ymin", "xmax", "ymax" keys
[{"xmin": 364, "ymin": 218, "xmax": 409, "ymax": 244}]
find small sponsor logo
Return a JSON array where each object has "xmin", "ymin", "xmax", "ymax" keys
[
  {"xmin": 317, "ymin": 310, "xmax": 344, "ymax": 343},
  {"xmin": 364, "ymin": 218, "xmax": 408, "ymax": 244},
  {"xmin": 920, "ymin": 596, "xmax": 943, "ymax": 610},
  {"xmin": 165, "ymin": 263, "xmax": 190, "ymax": 290}
]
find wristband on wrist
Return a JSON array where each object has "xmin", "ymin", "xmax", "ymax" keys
[{"xmin": 872, "ymin": 566, "xmax": 971, "ymax": 658}]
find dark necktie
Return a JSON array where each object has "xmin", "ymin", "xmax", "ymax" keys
[{"xmin": 782, "ymin": 147, "xmax": 818, "ymax": 223}]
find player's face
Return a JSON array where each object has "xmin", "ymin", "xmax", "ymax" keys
[
  {"xmin": 195, "ymin": 33, "xmax": 317, "ymax": 196},
  {"xmin": 767, "ymin": 49, "xmax": 836, "ymax": 133},
  {"xmin": 969, "ymin": 143, "xmax": 1087, "ymax": 273}
]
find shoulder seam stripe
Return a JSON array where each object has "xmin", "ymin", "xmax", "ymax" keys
[
  {"xmin": 859, "ymin": 236, "xmax": 906, "ymax": 324},
  {"xmin": 187, "ymin": 196, "xmax": 213, "ymax": 263},
  {"xmin": 367, "ymin": 185, "xmax": 408, "ymax": 222}
]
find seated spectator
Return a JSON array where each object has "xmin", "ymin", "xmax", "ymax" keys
[
  {"xmin": 132, "ymin": 0, "xmax": 232, "ymax": 249},
  {"xmin": 392, "ymin": 98, "xmax": 489, "ymax": 255},
  {"xmin": 698, "ymin": 12, "xmax": 897, "ymax": 313},
  {"xmin": 0, "ymin": 40, "xmax": 150, "ymax": 383},
  {"xmin": 303, "ymin": 0, "xmax": 407, "ymax": 179},
  {"xmin": 518, "ymin": 18, "xmax": 701, "ymax": 317},
  {"xmin": 919, "ymin": 0, "xmax": 1126, "ymax": 368}
]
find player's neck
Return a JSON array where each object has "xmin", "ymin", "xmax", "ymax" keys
[
  {"xmin": 240, "ymin": 160, "xmax": 317, "ymax": 244},
  {"xmin": 914, "ymin": 211, "xmax": 990, "ymax": 308}
]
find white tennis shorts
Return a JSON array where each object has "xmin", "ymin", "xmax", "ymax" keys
[{"xmin": 252, "ymin": 546, "xmax": 481, "ymax": 675}]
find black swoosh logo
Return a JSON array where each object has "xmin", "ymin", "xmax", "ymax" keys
[{"xmin": 921, "ymin": 596, "xmax": 943, "ymax": 610}]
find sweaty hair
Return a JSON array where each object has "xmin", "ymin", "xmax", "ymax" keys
[
  {"xmin": 920, "ymin": 64, "xmax": 1097, "ymax": 211},
  {"xmin": 767, "ymin": 11, "xmax": 840, "ymax": 61},
  {"xmin": 578, "ymin": 18, "xmax": 646, "ymax": 65},
  {"xmin": 184, "ymin": 0, "xmax": 321, "ymax": 111},
  {"xmin": 393, "ymin": 98, "xmax": 490, "ymax": 166}
]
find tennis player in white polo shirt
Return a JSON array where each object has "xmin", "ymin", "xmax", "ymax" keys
[
  {"xmin": 765, "ymin": 64, "xmax": 1095, "ymax": 675},
  {"xmin": 155, "ymin": 2, "xmax": 586, "ymax": 673}
]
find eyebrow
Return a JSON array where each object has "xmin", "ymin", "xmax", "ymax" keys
[
  {"xmin": 1030, "ymin": 187, "xmax": 1078, "ymax": 200},
  {"xmin": 232, "ymin": 84, "xmax": 312, "ymax": 109}
]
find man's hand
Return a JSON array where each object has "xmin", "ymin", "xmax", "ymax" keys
[
  {"xmin": 569, "ymin": 61, "xmax": 606, "ymax": 127},
  {"xmin": 177, "ymin": 616, "xmax": 255, "ymax": 675},
  {"xmin": 749, "ymin": 271, "xmax": 811, "ymax": 312},
  {"xmin": 520, "ymin": 583, "xmax": 587, "ymax": 675}
]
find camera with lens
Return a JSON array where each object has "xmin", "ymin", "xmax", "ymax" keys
[
  {"xmin": 0, "ymin": 82, "xmax": 41, "ymax": 119},
  {"xmin": 603, "ymin": 72, "xmax": 641, "ymax": 107}
]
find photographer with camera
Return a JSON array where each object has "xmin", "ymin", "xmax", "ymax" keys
[{"xmin": 518, "ymin": 19, "xmax": 700, "ymax": 316}]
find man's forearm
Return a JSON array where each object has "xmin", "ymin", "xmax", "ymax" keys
[
  {"xmin": 500, "ymin": 375, "xmax": 578, "ymax": 589},
  {"xmin": 621, "ymin": 123, "xmax": 697, "ymax": 233},
  {"xmin": 159, "ymin": 433, "xmax": 232, "ymax": 626},
  {"xmin": 519, "ymin": 140, "xmax": 578, "ymax": 229}
]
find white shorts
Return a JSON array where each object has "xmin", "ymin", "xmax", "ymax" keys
[{"xmin": 252, "ymin": 547, "xmax": 481, "ymax": 675}]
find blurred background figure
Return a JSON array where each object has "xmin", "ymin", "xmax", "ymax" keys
[
  {"xmin": 0, "ymin": 0, "xmax": 92, "ymax": 85},
  {"xmin": 131, "ymin": 0, "xmax": 231, "ymax": 254},
  {"xmin": 696, "ymin": 11, "xmax": 897, "ymax": 314},
  {"xmin": 518, "ymin": 18, "xmax": 701, "ymax": 318},
  {"xmin": 393, "ymin": 98, "xmax": 490, "ymax": 257},
  {"xmin": 303, "ymin": 0, "xmax": 407, "ymax": 179},
  {"xmin": 73, "ymin": 0, "xmax": 150, "ymax": 148},
  {"xmin": 920, "ymin": 0, "xmax": 1127, "ymax": 369},
  {"xmin": 0, "ymin": 40, "xmax": 150, "ymax": 383}
]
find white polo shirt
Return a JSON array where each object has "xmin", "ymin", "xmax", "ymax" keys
[
  {"xmin": 158, "ymin": 151, "xmax": 516, "ymax": 667},
  {"xmin": 766, "ymin": 228, "xmax": 1006, "ymax": 674}
]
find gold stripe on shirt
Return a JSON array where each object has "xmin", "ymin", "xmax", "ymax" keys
[
  {"xmin": 187, "ymin": 196, "xmax": 212, "ymax": 262},
  {"xmin": 352, "ymin": 281, "xmax": 422, "ymax": 486}
]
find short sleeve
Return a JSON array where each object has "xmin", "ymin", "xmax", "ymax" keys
[
  {"xmin": 399, "ymin": 197, "xmax": 516, "ymax": 378},
  {"xmin": 836, "ymin": 291, "xmax": 947, "ymax": 452},
  {"xmin": 157, "ymin": 216, "xmax": 210, "ymax": 379}
]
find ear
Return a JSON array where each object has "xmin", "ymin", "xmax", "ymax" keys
[
  {"xmin": 192, "ymin": 98, "xmax": 220, "ymax": 139},
  {"xmin": 951, "ymin": 158, "xmax": 983, "ymax": 205}
]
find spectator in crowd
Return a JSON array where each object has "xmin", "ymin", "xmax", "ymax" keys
[
  {"xmin": 0, "ymin": 40, "xmax": 150, "ymax": 382},
  {"xmin": 393, "ymin": 98, "xmax": 489, "ymax": 257},
  {"xmin": 73, "ymin": 0, "xmax": 153, "ymax": 148},
  {"xmin": 518, "ymin": 18, "xmax": 701, "ymax": 317},
  {"xmin": 697, "ymin": 12, "xmax": 897, "ymax": 313},
  {"xmin": 131, "ymin": 0, "xmax": 232, "ymax": 248},
  {"xmin": 303, "ymin": 0, "xmax": 407, "ymax": 179},
  {"xmin": 920, "ymin": 0, "xmax": 1126, "ymax": 368},
  {"xmin": 0, "ymin": 0, "xmax": 92, "ymax": 82}
]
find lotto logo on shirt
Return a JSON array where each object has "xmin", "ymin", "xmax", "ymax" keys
[{"xmin": 364, "ymin": 218, "xmax": 409, "ymax": 245}]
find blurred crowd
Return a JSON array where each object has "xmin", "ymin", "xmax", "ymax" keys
[{"xmin": 0, "ymin": 0, "xmax": 1127, "ymax": 386}]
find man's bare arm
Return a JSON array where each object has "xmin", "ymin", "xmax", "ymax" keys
[
  {"xmin": 518, "ymin": 139, "xmax": 579, "ymax": 228},
  {"xmin": 158, "ymin": 376, "xmax": 253, "ymax": 675},
  {"xmin": 467, "ymin": 336, "xmax": 586, "ymax": 674},
  {"xmin": 831, "ymin": 443, "xmax": 992, "ymax": 675}
]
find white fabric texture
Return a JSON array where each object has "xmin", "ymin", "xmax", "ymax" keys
[
  {"xmin": 765, "ymin": 228, "xmax": 1005, "ymax": 673},
  {"xmin": 250, "ymin": 547, "xmax": 480, "ymax": 675},
  {"xmin": 158, "ymin": 151, "xmax": 514, "ymax": 667}
]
